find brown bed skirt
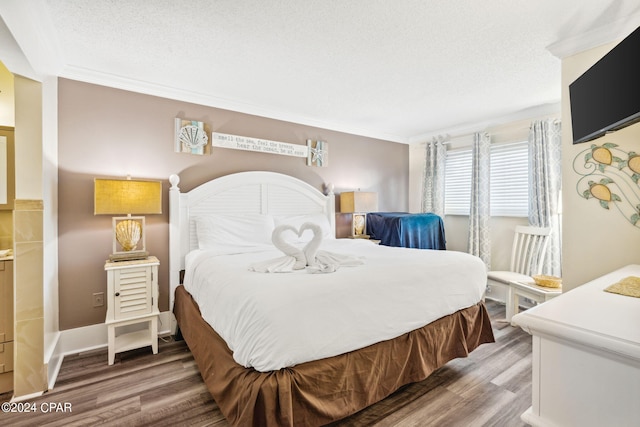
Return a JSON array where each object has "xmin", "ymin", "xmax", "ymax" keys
[{"xmin": 173, "ymin": 285, "xmax": 495, "ymax": 427}]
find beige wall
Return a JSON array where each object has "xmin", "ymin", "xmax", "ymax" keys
[
  {"xmin": 561, "ymin": 41, "xmax": 640, "ymax": 291},
  {"xmin": 57, "ymin": 79, "xmax": 408, "ymax": 330},
  {"xmin": 15, "ymin": 77, "xmax": 42, "ymax": 200},
  {"xmin": 444, "ymin": 215, "xmax": 528, "ymax": 270},
  {"xmin": 0, "ymin": 61, "xmax": 14, "ymax": 127}
]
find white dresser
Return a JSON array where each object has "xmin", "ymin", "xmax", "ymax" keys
[{"xmin": 512, "ymin": 264, "xmax": 640, "ymax": 427}]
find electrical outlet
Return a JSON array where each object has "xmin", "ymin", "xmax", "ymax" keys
[{"xmin": 93, "ymin": 292, "xmax": 104, "ymax": 307}]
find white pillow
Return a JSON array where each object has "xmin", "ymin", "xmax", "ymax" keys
[
  {"xmin": 195, "ymin": 214, "xmax": 275, "ymax": 249},
  {"xmin": 273, "ymin": 213, "xmax": 334, "ymax": 243}
]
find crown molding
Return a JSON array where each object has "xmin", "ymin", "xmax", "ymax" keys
[
  {"xmin": 59, "ymin": 65, "xmax": 409, "ymax": 144},
  {"xmin": 547, "ymin": 11, "xmax": 640, "ymax": 59},
  {"xmin": 408, "ymin": 102, "xmax": 561, "ymax": 145}
]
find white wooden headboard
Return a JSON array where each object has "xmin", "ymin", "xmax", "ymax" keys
[{"xmin": 168, "ymin": 171, "xmax": 335, "ymax": 310}]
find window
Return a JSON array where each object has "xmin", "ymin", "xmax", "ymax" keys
[
  {"xmin": 443, "ymin": 141, "xmax": 529, "ymax": 217},
  {"xmin": 444, "ymin": 149, "xmax": 472, "ymax": 215},
  {"xmin": 490, "ymin": 141, "xmax": 529, "ymax": 216}
]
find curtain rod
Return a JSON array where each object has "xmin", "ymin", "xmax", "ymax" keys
[{"xmin": 418, "ymin": 114, "xmax": 560, "ymax": 145}]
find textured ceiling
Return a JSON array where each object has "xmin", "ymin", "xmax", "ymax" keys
[{"xmin": 4, "ymin": 1, "xmax": 640, "ymax": 142}]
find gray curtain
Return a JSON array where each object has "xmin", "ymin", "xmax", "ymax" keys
[
  {"xmin": 529, "ymin": 119, "xmax": 562, "ymax": 276},
  {"xmin": 421, "ymin": 137, "xmax": 447, "ymax": 217},
  {"xmin": 468, "ymin": 132, "xmax": 491, "ymax": 268}
]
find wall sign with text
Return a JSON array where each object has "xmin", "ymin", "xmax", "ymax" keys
[{"xmin": 212, "ymin": 132, "xmax": 308, "ymax": 158}]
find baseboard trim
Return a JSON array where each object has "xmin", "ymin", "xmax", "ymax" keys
[
  {"xmin": 48, "ymin": 311, "xmax": 174, "ymax": 389},
  {"xmin": 11, "ymin": 391, "xmax": 44, "ymax": 403},
  {"xmin": 44, "ymin": 331, "xmax": 63, "ymax": 391}
]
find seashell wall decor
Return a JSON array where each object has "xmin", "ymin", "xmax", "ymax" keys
[
  {"xmin": 574, "ymin": 142, "xmax": 640, "ymax": 227},
  {"xmin": 175, "ymin": 118, "xmax": 210, "ymax": 155}
]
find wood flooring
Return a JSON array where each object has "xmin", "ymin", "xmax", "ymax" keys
[{"xmin": 0, "ymin": 300, "xmax": 531, "ymax": 426}]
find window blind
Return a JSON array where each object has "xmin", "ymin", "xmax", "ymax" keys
[
  {"xmin": 490, "ymin": 141, "xmax": 528, "ymax": 217},
  {"xmin": 444, "ymin": 149, "xmax": 472, "ymax": 215},
  {"xmin": 443, "ymin": 141, "xmax": 529, "ymax": 217}
]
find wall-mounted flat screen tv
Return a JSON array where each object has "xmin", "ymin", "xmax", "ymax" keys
[{"xmin": 569, "ymin": 26, "xmax": 640, "ymax": 144}]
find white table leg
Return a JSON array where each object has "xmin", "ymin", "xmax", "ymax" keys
[
  {"xmin": 107, "ymin": 324, "xmax": 115, "ymax": 365},
  {"xmin": 151, "ymin": 317, "xmax": 158, "ymax": 355},
  {"xmin": 506, "ymin": 285, "xmax": 515, "ymax": 322},
  {"xmin": 510, "ymin": 290, "xmax": 523, "ymax": 326}
]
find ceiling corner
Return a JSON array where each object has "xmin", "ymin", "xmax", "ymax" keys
[
  {"xmin": 0, "ymin": 0, "xmax": 64, "ymax": 79},
  {"xmin": 547, "ymin": 10, "xmax": 640, "ymax": 59}
]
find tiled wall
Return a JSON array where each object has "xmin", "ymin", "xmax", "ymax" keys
[{"xmin": 13, "ymin": 199, "xmax": 46, "ymax": 396}]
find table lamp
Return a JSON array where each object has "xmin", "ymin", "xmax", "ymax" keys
[
  {"xmin": 94, "ymin": 177, "xmax": 162, "ymax": 261},
  {"xmin": 340, "ymin": 191, "xmax": 378, "ymax": 238}
]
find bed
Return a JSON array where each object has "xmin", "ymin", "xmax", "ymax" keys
[
  {"xmin": 366, "ymin": 212, "xmax": 446, "ymax": 249},
  {"xmin": 168, "ymin": 171, "xmax": 494, "ymax": 426}
]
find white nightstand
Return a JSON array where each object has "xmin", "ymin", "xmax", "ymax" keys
[{"xmin": 104, "ymin": 256, "xmax": 160, "ymax": 365}]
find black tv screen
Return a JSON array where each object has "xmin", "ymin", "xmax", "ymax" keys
[{"xmin": 569, "ymin": 26, "xmax": 640, "ymax": 144}]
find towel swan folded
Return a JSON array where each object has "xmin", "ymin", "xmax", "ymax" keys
[
  {"xmin": 249, "ymin": 222, "xmax": 364, "ymax": 273},
  {"xmin": 271, "ymin": 224, "xmax": 307, "ymax": 270}
]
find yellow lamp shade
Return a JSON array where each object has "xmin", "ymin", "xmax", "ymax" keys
[
  {"xmin": 94, "ymin": 178, "xmax": 162, "ymax": 215},
  {"xmin": 340, "ymin": 191, "xmax": 378, "ymax": 238},
  {"xmin": 340, "ymin": 191, "xmax": 378, "ymax": 213}
]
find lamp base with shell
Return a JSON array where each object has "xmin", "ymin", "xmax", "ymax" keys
[{"xmin": 109, "ymin": 216, "xmax": 149, "ymax": 261}]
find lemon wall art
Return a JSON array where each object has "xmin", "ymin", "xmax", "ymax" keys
[{"xmin": 573, "ymin": 142, "xmax": 640, "ymax": 226}]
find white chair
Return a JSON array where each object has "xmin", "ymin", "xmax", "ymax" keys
[{"xmin": 487, "ymin": 225, "xmax": 551, "ymax": 321}]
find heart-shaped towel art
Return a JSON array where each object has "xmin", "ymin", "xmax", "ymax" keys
[
  {"xmin": 271, "ymin": 224, "xmax": 317, "ymax": 270},
  {"xmin": 249, "ymin": 222, "xmax": 364, "ymax": 273},
  {"xmin": 271, "ymin": 222, "xmax": 325, "ymax": 268}
]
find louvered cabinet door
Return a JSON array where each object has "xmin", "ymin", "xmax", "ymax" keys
[
  {"xmin": 113, "ymin": 266, "xmax": 152, "ymax": 319},
  {"xmin": 105, "ymin": 256, "xmax": 159, "ymax": 323}
]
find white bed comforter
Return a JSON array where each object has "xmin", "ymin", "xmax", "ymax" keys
[{"xmin": 183, "ymin": 239, "xmax": 487, "ymax": 372}]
